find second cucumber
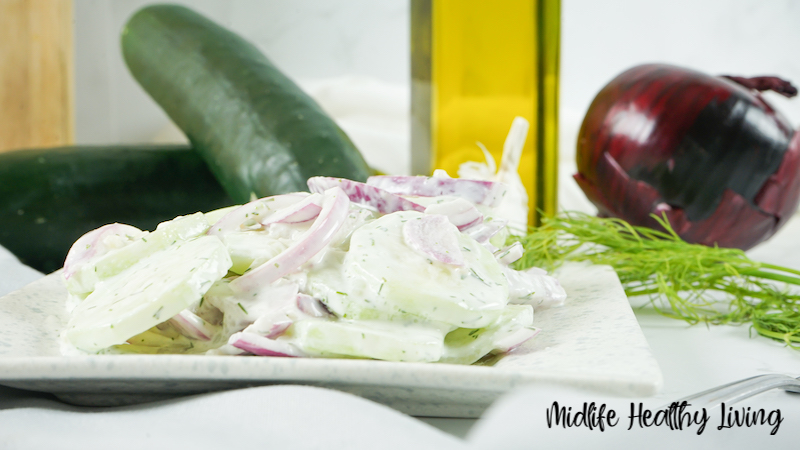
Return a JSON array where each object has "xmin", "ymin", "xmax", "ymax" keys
[{"xmin": 121, "ymin": 4, "xmax": 372, "ymax": 203}]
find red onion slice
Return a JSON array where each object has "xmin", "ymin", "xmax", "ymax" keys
[
  {"xmin": 424, "ymin": 198, "xmax": 484, "ymax": 231},
  {"xmin": 207, "ymin": 193, "xmax": 308, "ymax": 236},
  {"xmin": 264, "ymin": 321, "xmax": 292, "ymax": 339},
  {"xmin": 228, "ymin": 332, "xmax": 305, "ymax": 357},
  {"xmin": 493, "ymin": 326, "xmax": 540, "ymax": 353},
  {"xmin": 243, "ymin": 292, "xmax": 331, "ymax": 339},
  {"xmin": 402, "ymin": 215, "xmax": 465, "ymax": 266},
  {"xmin": 169, "ymin": 310, "xmax": 217, "ymax": 341},
  {"xmin": 260, "ymin": 193, "xmax": 323, "ymax": 226},
  {"xmin": 63, "ymin": 223, "xmax": 143, "ymax": 279},
  {"xmin": 366, "ymin": 175, "xmax": 508, "ymax": 207},
  {"xmin": 229, "ymin": 187, "xmax": 350, "ymax": 292},
  {"xmin": 308, "ymin": 176, "xmax": 425, "ymax": 214},
  {"xmin": 296, "ymin": 293, "xmax": 333, "ymax": 318}
]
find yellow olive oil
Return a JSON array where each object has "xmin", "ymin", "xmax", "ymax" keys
[{"xmin": 411, "ymin": 0, "xmax": 560, "ymax": 225}]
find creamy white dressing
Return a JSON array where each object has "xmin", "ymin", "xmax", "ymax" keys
[{"xmin": 307, "ymin": 211, "xmax": 508, "ymax": 328}]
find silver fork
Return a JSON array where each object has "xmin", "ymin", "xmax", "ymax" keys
[{"xmin": 668, "ymin": 374, "xmax": 800, "ymax": 410}]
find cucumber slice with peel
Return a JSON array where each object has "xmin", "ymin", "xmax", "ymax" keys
[
  {"xmin": 66, "ymin": 235, "xmax": 232, "ymax": 352},
  {"xmin": 292, "ymin": 319, "xmax": 445, "ymax": 362},
  {"xmin": 309, "ymin": 211, "xmax": 509, "ymax": 328}
]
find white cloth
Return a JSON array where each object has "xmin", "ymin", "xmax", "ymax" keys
[
  {"xmin": 0, "ymin": 385, "xmax": 464, "ymax": 450},
  {"xmin": 1, "ymin": 378, "xmax": 797, "ymax": 449}
]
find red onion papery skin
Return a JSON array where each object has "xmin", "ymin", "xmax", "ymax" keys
[{"xmin": 575, "ymin": 64, "xmax": 800, "ymax": 250}]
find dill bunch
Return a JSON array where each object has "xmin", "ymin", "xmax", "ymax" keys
[{"xmin": 512, "ymin": 212, "xmax": 800, "ymax": 347}]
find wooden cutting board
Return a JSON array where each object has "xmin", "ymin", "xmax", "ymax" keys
[{"xmin": 0, "ymin": 0, "xmax": 74, "ymax": 153}]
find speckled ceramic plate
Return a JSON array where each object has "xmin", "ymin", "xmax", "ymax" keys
[{"xmin": 0, "ymin": 263, "xmax": 662, "ymax": 418}]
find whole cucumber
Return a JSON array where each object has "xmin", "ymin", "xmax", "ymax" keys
[
  {"xmin": 0, "ymin": 145, "xmax": 233, "ymax": 273},
  {"xmin": 121, "ymin": 4, "xmax": 372, "ymax": 203}
]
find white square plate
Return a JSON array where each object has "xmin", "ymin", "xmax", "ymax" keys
[{"xmin": 0, "ymin": 263, "xmax": 662, "ymax": 418}]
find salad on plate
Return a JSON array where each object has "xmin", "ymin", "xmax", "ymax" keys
[{"xmin": 60, "ymin": 120, "xmax": 567, "ymax": 365}]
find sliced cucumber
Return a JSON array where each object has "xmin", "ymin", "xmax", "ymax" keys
[
  {"xmin": 66, "ymin": 235, "xmax": 232, "ymax": 352},
  {"xmin": 440, "ymin": 305, "xmax": 534, "ymax": 365},
  {"xmin": 292, "ymin": 319, "xmax": 445, "ymax": 362},
  {"xmin": 219, "ymin": 231, "xmax": 288, "ymax": 275},
  {"xmin": 66, "ymin": 212, "xmax": 210, "ymax": 296},
  {"xmin": 309, "ymin": 211, "xmax": 509, "ymax": 328}
]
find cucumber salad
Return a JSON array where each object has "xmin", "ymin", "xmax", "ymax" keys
[{"xmin": 61, "ymin": 174, "xmax": 566, "ymax": 364}]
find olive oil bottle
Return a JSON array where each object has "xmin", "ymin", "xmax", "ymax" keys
[{"xmin": 411, "ymin": 0, "xmax": 560, "ymax": 226}]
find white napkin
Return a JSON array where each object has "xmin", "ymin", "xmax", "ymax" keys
[
  {"xmin": 4, "ymin": 379, "xmax": 798, "ymax": 449},
  {"xmin": 0, "ymin": 384, "xmax": 465, "ymax": 450}
]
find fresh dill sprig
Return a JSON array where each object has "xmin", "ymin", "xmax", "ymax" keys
[{"xmin": 511, "ymin": 211, "xmax": 800, "ymax": 347}]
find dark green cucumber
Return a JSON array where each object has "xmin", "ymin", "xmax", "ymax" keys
[
  {"xmin": 121, "ymin": 4, "xmax": 372, "ymax": 203},
  {"xmin": 0, "ymin": 145, "xmax": 233, "ymax": 273}
]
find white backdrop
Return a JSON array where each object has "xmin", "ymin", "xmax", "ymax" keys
[{"xmin": 73, "ymin": 0, "xmax": 800, "ymax": 177}]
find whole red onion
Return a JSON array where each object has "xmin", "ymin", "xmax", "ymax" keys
[{"xmin": 574, "ymin": 64, "xmax": 800, "ymax": 250}]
